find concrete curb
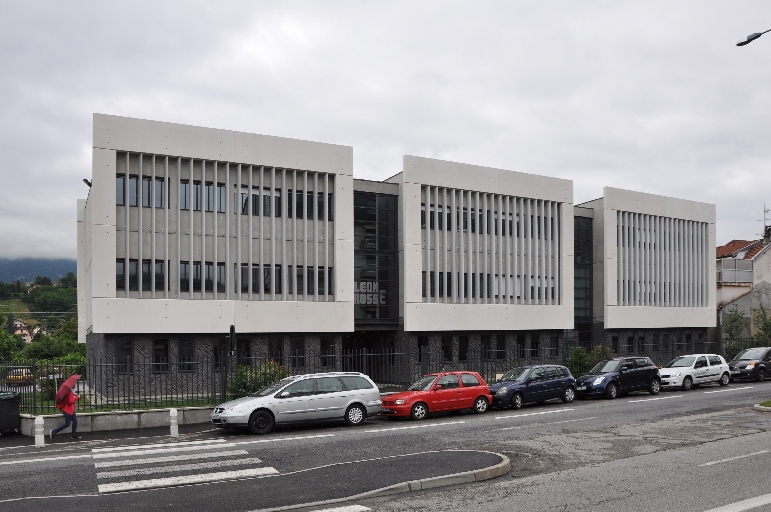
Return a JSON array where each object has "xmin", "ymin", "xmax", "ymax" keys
[
  {"xmin": 253, "ymin": 450, "xmax": 511, "ymax": 512},
  {"xmin": 752, "ymin": 404, "xmax": 771, "ymax": 412}
]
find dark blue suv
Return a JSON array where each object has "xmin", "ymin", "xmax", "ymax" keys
[
  {"xmin": 575, "ymin": 357, "xmax": 661, "ymax": 399},
  {"xmin": 489, "ymin": 365, "xmax": 576, "ymax": 409}
]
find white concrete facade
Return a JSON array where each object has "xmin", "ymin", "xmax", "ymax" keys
[
  {"xmin": 79, "ymin": 115, "xmax": 354, "ymax": 340},
  {"xmin": 390, "ymin": 156, "xmax": 574, "ymax": 332},
  {"xmin": 586, "ymin": 187, "xmax": 716, "ymax": 329}
]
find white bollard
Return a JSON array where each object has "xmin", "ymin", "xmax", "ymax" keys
[
  {"xmin": 169, "ymin": 408, "xmax": 179, "ymax": 438},
  {"xmin": 34, "ymin": 416, "xmax": 45, "ymax": 448}
]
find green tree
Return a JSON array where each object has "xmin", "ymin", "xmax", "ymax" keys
[
  {"xmin": 5, "ymin": 313, "xmax": 13, "ymax": 334},
  {"xmin": 20, "ymin": 334, "xmax": 83, "ymax": 360},
  {"xmin": 0, "ymin": 330, "xmax": 20, "ymax": 361},
  {"xmin": 722, "ymin": 305, "xmax": 745, "ymax": 342},
  {"xmin": 33, "ymin": 275, "xmax": 52, "ymax": 286},
  {"xmin": 753, "ymin": 304, "xmax": 771, "ymax": 342},
  {"xmin": 53, "ymin": 317, "xmax": 78, "ymax": 342},
  {"xmin": 0, "ymin": 280, "xmax": 10, "ymax": 299},
  {"xmin": 25, "ymin": 286, "xmax": 77, "ymax": 326},
  {"xmin": 57, "ymin": 272, "xmax": 77, "ymax": 289},
  {"xmin": 566, "ymin": 345, "xmax": 615, "ymax": 376}
]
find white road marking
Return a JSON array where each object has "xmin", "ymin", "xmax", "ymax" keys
[
  {"xmin": 698, "ymin": 450, "xmax": 769, "ymax": 467},
  {"xmin": 96, "ymin": 457, "xmax": 263, "ymax": 479},
  {"xmin": 627, "ymin": 395, "xmax": 683, "ymax": 403},
  {"xmin": 98, "ymin": 467, "xmax": 279, "ymax": 493},
  {"xmin": 309, "ymin": 506, "xmax": 370, "ymax": 512},
  {"xmin": 0, "ymin": 454, "xmax": 93, "ymax": 466},
  {"xmin": 232, "ymin": 433, "xmax": 335, "ymax": 446},
  {"xmin": 92, "ymin": 442, "xmax": 238, "ymax": 459},
  {"xmin": 494, "ymin": 416, "xmax": 597, "ymax": 432},
  {"xmin": 703, "ymin": 386, "xmax": 754, "ymax": 394},
  {"xmin": 94, "ymin": 449, "xmax": 249, "ymax": 468},
  {"xmin": 495, "ymin": 408, "xmax": 574, "ymax": 420},
  {"xmin": 364, "ymin": 421, "xmax": 465, "ymax": 433},
  {"xmin": 702, "ymin": 492, "xmax": 771, "ymax": 512},
  {"xmin": 92, "ymin": 439, "xmax": 226, "ymax": 453}
]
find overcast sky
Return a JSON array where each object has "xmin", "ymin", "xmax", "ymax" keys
[{"xmin": 1, "ymin": 1, "xmax": 770, "ymax": 259}]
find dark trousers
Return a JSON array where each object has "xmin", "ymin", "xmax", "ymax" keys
[{"xmin": 52, "ymin": 411, "xmax": 77, "ymax": 435}]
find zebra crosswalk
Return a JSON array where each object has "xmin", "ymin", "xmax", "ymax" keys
[{"xmin": 92, "ymin": 438, "xmax": 278, "ymax": 493}]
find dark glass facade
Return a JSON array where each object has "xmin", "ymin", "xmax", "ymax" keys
[
  {"xmin": 574, "ymin": 216, "xmax": 593, "ymax": 347},
  {"xmin": 353, "ymin": 191, "xmax": 398, "ymax": 323}
]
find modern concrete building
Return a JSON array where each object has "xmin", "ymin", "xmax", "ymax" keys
[
  {"xmin": 78, "ymin": 115, "xmax": 718, "ymax": 385},
  {"xmin": 578, "ymin": 187, "xmax": 716, "ymax": 356}
]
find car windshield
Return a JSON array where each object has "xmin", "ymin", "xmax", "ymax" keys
[
  {"xmin": 251, "ymin": 377, "xmax": 295, "ymax": 397},
  {"xmin": 408, "ymin": 375, "xmax": 438, "ymax": 391},
  {"xmin": 589, "ymin": 360, "xmax": 621, "ymax": 374},
  {"xmin": 665, "ymin": 356, "xmax": 696, "ymax": 368},
  {"xmin": 498, "ymin": 367, "xmax": 530, "ymax": 382},
  {"xmin": 732, "ymin": 348, "xmax": 766, "ymax": 361}
]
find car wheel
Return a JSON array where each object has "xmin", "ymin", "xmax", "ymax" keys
[
  {"xmin": 248, "ymin": 410, "xmax": 274, "ymax": 435},
  {"xmin": 719, "ymin": 372, "xmax": 730, "ymax": 387},
  {"xmin": 562, "ymin": 386, "xmax": 576, "ymax": 403},
  {"xmin": 410, "ymin": 402, "xmax": 428, "ymax": 421},
  {"xmin": 510, "ymin": 393, "xmax": 523, "ymax": 410},
  {"xmin": 606, "ymin": 383, "xmax": 618, "ymax": 399},
  {"xmin": 681, "ymin": 376, "xmax": 693, "ymax": 391},
  {"xmin": 756, "ymin": 369, "xmax": 767, "ymax": 382},
  {"xmin": 472, "ymin": 397, "xmax": 488, "ymax": 414},
  {"xmin": 345, "ymin": 404, "xmax": 366, "ymax": 426},
  {"xmin": 649, "ymin": 379, "xmax": 661, "ymax": 395}
]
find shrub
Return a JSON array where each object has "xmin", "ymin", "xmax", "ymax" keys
[
  {"xmin": 228, "ymin": 360, "xmax": 290, "ymax": 398},
  {"xmin": 566, "ymin": 346, "xmax": 615, "ymax": 377}
]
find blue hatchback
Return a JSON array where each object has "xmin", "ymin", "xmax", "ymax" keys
[
  {"xmin": 489, "ymin": 365, "xmax": 577, "ymax": 410},
  {"xmin": 574, "ymin": 357, "xmax": 661, "ymax": 399}
]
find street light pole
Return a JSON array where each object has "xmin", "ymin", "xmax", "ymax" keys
[{"xmin": 737, "ymin": 29, "xmax": 771, "ymax": 46}]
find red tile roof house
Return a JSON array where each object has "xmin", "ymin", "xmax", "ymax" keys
[{"xmin": 715, "ymin": 227, "xmax": 771, "ymax": 341}]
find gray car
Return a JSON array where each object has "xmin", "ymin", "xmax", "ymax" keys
[{"xmin": 210, "ymin": 372, "xmax": 382, "ymax": 434}]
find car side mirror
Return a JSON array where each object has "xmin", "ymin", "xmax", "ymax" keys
[
  {"xmin": 280, "ymin": 391, "xmax": 290, "ymax": 398},
  {"xmin": 433, "ymin": 384, "xmax": 442, "ymax": 390},
  {"xmin": 620, "ymin": 366, "xmax": 628, "ymax": 372}
]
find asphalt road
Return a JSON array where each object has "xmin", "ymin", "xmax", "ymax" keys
[{"xmin": 1, "ymin": 381, "xmax": 770, "ymax": 512}]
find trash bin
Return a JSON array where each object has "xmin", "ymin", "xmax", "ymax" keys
[{"xmin": 0, "ymin": 391, "xmax": 21, "ymax": 435}]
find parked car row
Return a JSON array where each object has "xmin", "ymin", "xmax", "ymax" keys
[{"xmin": 210, "ymin": 347, "xmax": 771, "ymax": 435}]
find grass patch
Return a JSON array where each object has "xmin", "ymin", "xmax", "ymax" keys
[
  {"xmin": 0, "ymin": 299, "xmax": 38, "ymax": 327},
  {"xmin": 760, "ymin": 400, "xmax": 771, "ymax": 408}
]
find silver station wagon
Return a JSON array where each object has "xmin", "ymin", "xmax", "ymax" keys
[{"xmin": 211, "ymin": 372, "xmax": 382, "ymax": 434}]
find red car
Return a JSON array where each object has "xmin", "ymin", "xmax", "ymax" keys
[{"xmin": 381, "ymin": 371, "xmax": 493, "ymax": 420}]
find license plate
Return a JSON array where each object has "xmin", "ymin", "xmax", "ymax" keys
[
  {"xmin": 731, "ymin": 371, "xmax": 739, "ymax": 375},
  {"xmin": 576, "ymin": 386, "xmax": 586, "ymax": 391},
  {"xmin": 382, "ymin": 408, "xmax": 391, "ymax": 412}
]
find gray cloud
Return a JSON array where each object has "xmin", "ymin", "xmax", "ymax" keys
[{"xmin": 1, "ymin": 1, "xmax": 770, "ymax": 258}]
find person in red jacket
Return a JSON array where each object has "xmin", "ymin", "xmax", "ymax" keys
[{"xmin": 50, "ymin": 385, "xmax": 81, "ymax": 440}]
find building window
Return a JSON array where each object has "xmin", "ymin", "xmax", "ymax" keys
[
  {"xmin": 418, "ymin": 335, "xmax": 429, "ymax": 362},
  {"xmin": 155, "ymin": 178, "xmax": 165, "ymax": 208},
  {"xmin": 142, "ymin": 177, "xmax": 152, "ymax": 207},
  {"xmin": 235, "ymin": 188, "xmax": 249, "ymax": 215},
  {"xmin": 268, "ymin": 337, "xmax": 283, "ymax": 361},
  {"xmin": 152, "ymin": 339, "xmax": 170, "ymax": 373},
  {"xmin": 151, "ymin": 260, "xmax": 168, "ymax": 291},
  {"xmin": 128, "ymin": 176, "xmax": 138, "ymax": 207},
  {"xmin": 652, "ymin": 332, "xmax": 660, "ymax": 352},
  {"xmin": 611, "ymin": 335, "xmax": 619, "ymax": 354},
  {"xmin": 290, "ymin": 336, "xmax": 305, "ymax": 367},
  {"xmin": 217, "ymin": 183, "xmax": 226, "ymax": 213},
  {"xmin": 496, "ymin": 335, "xmax": 507, "ymax": 359},
  {"xmin": 321, "ymin": 337, "xmax": 335, "ymax": 367},
  {"xmin": 192, "ymin": 262, "xmax": 202, "ymax": 292},
  {"xmin": 237, "ymin": 339, "xmax": 251, "ymax": 367},
  {"xmin": 458, "ymin": 335, "xmax": 469, "ymax": 362},
  {"xmin": 193, "ymin": 181, "xmax": 202, "ymax": 211},
  {"xmin": 213, "ymin": 339, "xmax": 227, "ymax": 371},
  {"xmin": 661, "ymin": 332, "xmax": 669, "ymax": 352},
  {"xmin": 205, "ymin": 263, "xmax": 215, "ymax": 292},
  {"xmin": 516, "ymin": 335, "xmax": 526, "ymax": 359},
  {"xmin": 116, "ymin": 175, "xmax": 125, "ymax": 206},
  {"xmin": 179, "ymin": 180, "xmax": 189, "ymax": 210},
  {"xmin": 217, "ymin": 263, "xmax": 226, "ymax": 293},
  {"xmin": 205, "ymin": 182, "xmax": 215, "ymax": 211},
  {"xmin": 180, "ymin": 261, "xmax": 190, "ymax": 292},
  {"xmin": 441, "ymin": 335, "xmax": 452, "ymax": 362},
  {"xmin": 625, "ymin": 335, "xmax": 635, "ymax": 354},
  {"xmin": 116, "ymin": 260, "xmax": 125, "ymax": 290},
  {"xmin": 142, "ymin": 260, "xmax": 151, "ymax": 291},
  {"xmin": 178, "ymin": 338, "xmax": 195, "ymax": 372},
  {"xmin": 530, "ymin": 334, "xmax": 540, "ymax": 358},
  {"xmin": 128, "ymin": 259, "xmax": 138, "ymax": 291},
  {"xmin": 116, "ymin": 340, "xmax": 133, "ymax": 374},
  {"xmin": 481, "ymin": 335, "xmax": 492, "ymax": 361}
]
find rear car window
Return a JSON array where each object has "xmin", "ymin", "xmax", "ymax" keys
[
  {"xmin": 460, "ymin": 374, "xmax": 481, "ymax": 387},
  {"xmin": 340, "ymin": 376, "xmax": 374, "ymax": 390},
  {"xmin": 708, "ymin": 355, "xmax": 722, "ymax": 366},
  {"xmin": 315, "ymin": 377, "xmax": 344, "ymax": 394},
  {"xmin": 635, "ymin": 358, "xmax": 650, "ymax": 368},
  {"xmin": 546, "ymin": 367, "xmax": 563, "ymax": 379},
  {"xmin": 622, "ymin": 359, "xmax": 636, "ymax": 369},
  {"xmin": 437, "ymin": 375, "xmax": 460, "ymax": 389}
]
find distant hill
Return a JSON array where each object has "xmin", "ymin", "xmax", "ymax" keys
[{"xmin": 0, "ymin": 258, "xmax": 77, "ymax": 283}]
